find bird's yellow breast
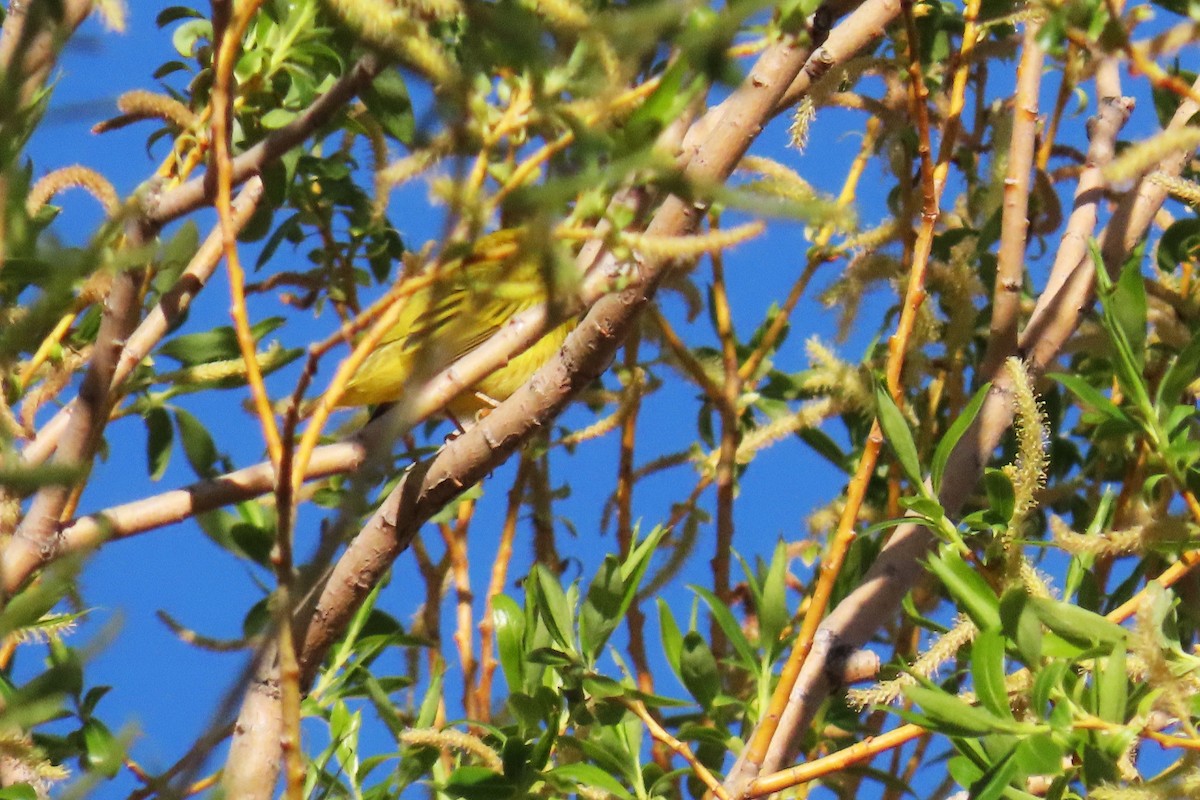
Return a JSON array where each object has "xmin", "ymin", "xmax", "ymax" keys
[{"xmin": 336, "ymin": 232, "xmax": 577, "ymax": 418}]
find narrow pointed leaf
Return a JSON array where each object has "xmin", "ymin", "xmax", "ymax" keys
[
  {"xmin": 874, "ymin": 383, "xmax": 923, "ymax": 486},
  {"xmin": 932, "ymin": 382, "xmax": 990, "ymax": 495}
]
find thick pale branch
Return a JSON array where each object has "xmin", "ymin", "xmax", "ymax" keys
[
  {"xmin": 756, "ymin": 77, "xmax": 1143, "ymax": 780},
  {"xmin": 145, "ymin": 54, "xmax": 381, "ymax": 227},
  {"xmin": 6, "ymin": 53, "xmax": 382, "ymax": 594},
  {"xmin": 0, "ymin": 0, "xmax": 94, "ymax": 109},
  {"xmin": 8, "ymin": 235, "xmax": 145, "ymax": 591},
  {"xmin": 295, "ymin": 20, "xmax": 827, "ymax": 687},
  {"xmin": 980, "ymin": 24, "xmax": 1043, "ymax": 379},
  {"xmin": 5, "ymin": 440, "xmax": 365, "ymax": 595},
  {"xmin": 21, "ymin": 178, "xmax": 265, "ymax": 467},
  {"xmin": 772, "ymin": 0, "xmax": 901, "ymax": 115}
]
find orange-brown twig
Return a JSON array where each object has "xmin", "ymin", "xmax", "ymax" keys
[
  {"xmin": 738, "ymin": 0, "xmax": 978, "ymax": 783},
  {"xmin": 623, "ymin": 697, "xmax": 731, "ymax": 800},
  {"xmin": 211, "ymin": 0, "xmax": 282, "ymax": 467},
  {"xmin": 747, "ymin": 724, "xmax": 926, "ymax": 796}
]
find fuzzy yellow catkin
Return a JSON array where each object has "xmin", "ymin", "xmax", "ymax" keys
[
  {"xmin": 789, "ymin": 96, "xmax": 816, "ymax": 153},
  {"xmin": 323, "ymin": 0, "xmax": 455, "ymax": 84},
  {"xmin": 158, "ymin": 343, "xmax": 291, "ymax": 387},
  {"xmin": 1050, "ymin": 515, "xmax": 1147, "ymax": 557},
  {"xmin": 697, "ymin": 398, "xmax": 837, "ymax": 477},
  {"xmin": 524, "ymin": 0, "xmax": 589, "ymax": 31},
  {"xmin": 838, "ymin": 220, "xmax": 900, "ymax": 254},
  {"xmin": 0, "ymin": 733, "xmax": 70, "ymax": 783},
  {"xmin": 802, "ymin": 337, "xmax": 872, "ymax": 412},
  {"xmin": 93, "ymin": 0, "xmax": 128, "ymax": 31},
  {"xmin": 26, "ymin": 166, "xmax": 119, "ymax": 216},
  {"xmin": 402, "ymin": 0, "xmax": 464, "ymax": 20},
  {"xmin": 376, "ymin": 151, "xmax": 439, "ymax": 199},
  {"xmin": 8, "ymin": 614, "xmax": 77, "ymax": 645},
  {"xmin": 1102, "ymin": 127, "xmax": 1200, "ymax": 184},
  {"xmin": 1017, "ymin": 561, "xmax": 1054, "ymax": 599},
  {"xmin": 846, "ymin": 616, "xmax": 978, "ymax": 709},
  {"xmin": 619, "ymin": 221, "xmax": 765, "ymax": 260},
  {"xmin": 740, "ymin": 155, "xmax": 818, "ymax": 201},
  {"xmin": 1148, "ymin": 171, "xmax": 1200, "ymax": 207},
  {"xmin": 118, "ymin": 89, "xmax": 198, "ymax": 130},
  {"xmin": 734, "ymin": 398, "xmax": 836, "ymax": 461},
  {"xmin": 1002, "ymin": 356, "xmax": 1047, "ymax": 522},
  {"xmin": 398, "ymin": 729, "xmax": 502, "ymax": 772}
]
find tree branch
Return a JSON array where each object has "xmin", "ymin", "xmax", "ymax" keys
[
  {"xmin": 754, "ymin": 68, "xmax": 1143, "ymax": 781},
  {"xmin": 20, "ymin": 177, "xmax": 265, "ymax": 467},
  {"xmin": 0, "ymin": 0, "xmax": 94, "ymax": 109},
  {"xmin": 144, "ymin": 54, "xmax": 382, "ymax": 227},
  {"xmin": 294, "ymin": 18, "xmax": 827, "ymax": 688}
]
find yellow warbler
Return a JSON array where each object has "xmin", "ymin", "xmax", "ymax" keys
[{"xmin": 336, "ymin": 230, "xmax": 577, "ymax": 421}]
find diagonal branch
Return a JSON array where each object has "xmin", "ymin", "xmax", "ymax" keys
[
  {"xmin": 293, "ymin": 10, "xmax": 835, "ymax": 689},
  {"xmin": 0, "ymin": 0, "xmax": 94, "ymax": 109},
  {"xmin": 144, "ymin": 54, "xmax": 382, "ymax": 227},
  {"xmin": 752, "ymin": 67, "xmax": 1193, "ymax": 783}
]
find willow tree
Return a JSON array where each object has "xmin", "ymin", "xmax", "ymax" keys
[{"xmin": 1, "ymin": 0, "xmax": 1199, "ymax": 797}]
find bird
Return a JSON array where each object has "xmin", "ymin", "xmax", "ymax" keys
[{"xmin": 335, "ymin": 229, "xmax": 578, "ymax": 423}]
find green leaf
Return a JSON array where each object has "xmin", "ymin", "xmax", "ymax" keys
[
  {"xmin": 1155, "ymin": 216, "xmax": 1200, "ymax": 272},
  {"xmin": 580, "ymin": 556, "xmax": 623, "ymax": 661},
  {"xmin": 999, "ymin": 588, "xmax": 1042, "ymax": 666},
  {"xmin": 153, "ymin": 221, "xmax": 200, "ymax": 295},
  {"xmin": 1097, "ymin": 642, "xmax": 1128, "ymax": 724},
  {"xmin": 657, "ymin": 599, "xmax": 684, "ymax": 678},
  {"xmin": 1032, "ymin": 660, "xmax": 1069, "ymax": 717},
  {"xmin": 1050, "ymin": 372, "xmax": 1130, "ymax": 425},
  {"xmin": 982, "ymin": 468, "xmax": 1015, "ymax": 524},
  {"xmin": 689, "ymin": 585, "xmax": 756, "ymax": 669},
  {"xmin": 492, "ymin": 595, "xmax": 525, "ymax": 691},
  {"xmin": 971, "ymin": 627, "xmax": 1012, "ymax": 720},
  {"xmin": 932, "ymin": 382, "xmax": 990, "ymax": 495},
  {"xmin": 144, "ymin": 406, "xmax": 173, "ymax": 481},
  {"xmin": 618, "ymin": 58, "xmax": 701, "ymax": 152},
  {"xmin": 621, "ymin": 525, "xmax": 666, "ymax": 582},
  {"xmin": 758, "ymin": 540, "xmax": 789, "ymax": 651},
  {"xmin": 874, "ymin": 382, "xmax": 923, "ymax": 486},
  {"xmin": 0, "ymin": 785, "xmax": 38, "ymax": 799},
  {"xmin": 547, "ymin": 763, "xmax": 633, "ymax": 800},
  {"xmin": 157, "ymin": 6, "xmax": 204, "ymax": 27},
  {"xmin": 441, "ymin": 766, "xmax": 514, "ymax": 800},
  {"xmin": 172, "ymin": 407, "xmax": 219, "ymax": 478},
  {"xmin": 260, "ymin": 108, "xmax": 298, "ymax": 129},
  {"xmin": 531, "ymin": 565, "xmax": 575, "ymax": 654},
  {"xmin": 82, "ymin": 718, "xmax": 122, "ymax": 778},
  {"xmin": 361, "ymin": 673, "xmax": 406, "ymax": 739},
  {"xmin": 1014, "ymin": 732, "xmax": 1067, "ymax": 776},
  {"xmin": 360, "ymin": 69, "xmax": 415, "ymax": 144},
  {"xmin": 157, "ymin": 317, "xmax": 284, "ymax": 366},
  {"xmin": 1112, "ymin": 254, "xmax": 1148, "ymax": 371},
  {"xmin": 416, "ymin": 668, "xmax": 442, "ymax": 728},
  {"xmin": 1029, "ymin": 597, "xmax": 1128, "ymax": 648},
  {"xmin": 969, "ymin": 745, "xmax": 1020, "ymax": 800},
  {"xmin": 926, "ymin": 545, "xmax": 1001, "ymax": 631},
  {"xmin": 1091, "ymin": 244, "xmax": 1153, "ymax": 416},
  {"xmin": 680, "ymin": 631, "xmax": 719, "ymax": 710},
  {"xmin": 1156, "ymin": 330, "xmax": 1200, "ymax": 414},
  {"xmin": 902, "ymin": 685, "xmax": 1025, "ymax": 736}
]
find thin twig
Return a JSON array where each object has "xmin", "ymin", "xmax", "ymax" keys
[
  {"xmin": 980, "ymin": 22, "xmax": 1044, "ymax": 379},
  {"xmin": 622, "ymin": 698, "xmax": 731, "ymax": 800},
  {"xmin": 710, "ymin": 236, "xmax": 741, "ymax": 656}
]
